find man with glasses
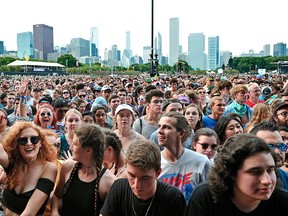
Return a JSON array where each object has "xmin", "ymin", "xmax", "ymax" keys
[
  {"xmin": 246, "ymin": 82, "xmax": 264, "ymax": 108},
  {"xmin": 53, "ymin": 98, "xmax": 69, "ymax": 132},
  {"xmin": 250, "ymin": 121, "xmax": 288, "ymax": 190},
  {"xmin": 272, "ymin": 102, "xmax": 288, "ymax": 127},
  {"xmin": 223, "ymin": 84, "xmax": 253, "ymax": 127},
  {"xmin": 132, "ymin": 89, "xmax": 164, "ymax": 139}
]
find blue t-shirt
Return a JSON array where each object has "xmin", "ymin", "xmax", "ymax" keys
[{"xmin": 202, "ymin": 115, "xmax": 218, "ymax": 130}]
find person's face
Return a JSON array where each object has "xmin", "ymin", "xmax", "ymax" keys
[
  {"xmin": 193, "ymin": 135, "xmax": 218, "ymax": 159},
  {"xmin": 211, "ymin": 99, "xmax": 225, "ymax": 115},
  {"xmin": 234, "ymin": 90, "xmax": 248, "ymax": 104},
  {"xmin": 71, "ymin": 135, "xmax": 85, "ymax": 161},
  {"xmin": 102, "ymin": 90, "xmax": 111, "ymax": 99},
  {"xmin": 185, "ymin": 107, "xmax": 200, "ymax": 129},
  {"xmin": 221, "ymin": 87, "xmax": 231, "ymax": 97},
  {"xmin": 137, "ymin": 96, "xmax": 146, "ymax": 106},
  {"xmin": 233, "ymin": 152, "xmax": 276, "ymax": 203},
  {"xmin": 39, "ymin": 107, "xmax": 53, "ymax": 128},
  {"xmin": 158, "ymin": 116, "xmax": 181, "ymax": 148},
  {"xmin": 62, "ymin": 90, "xmax": 70, "ymax": 99},
  {"xmin": 66, "ymin": 113, "xmax": 82, "ymax": 132},
  {"xmin": 165, "ymin": 103, "xmax": 183, "ymax": 114},
  {"xmin": 248, "ymin": 85, "xmax": 261, "ymax": 100},
  {"xmin": 78, "ymin": 103, "xmax": 86, "ymax": 113},
  {"xmin": 148, "ymin": 96, "xmax": 163, "ymax": 115},
  {"xmin": 255, "ymin": 130, "xmax": 285, "ymax": 167},
  {"xmin": 7, "ymin": 95, "xmax": 15, "ymax": 106},
  {"xmin": 224, "ymin": 119, "xmax": 243, "ymax": 140},
  {"xmin": 126, "ymin": 96, "xmax": 132, "ymax": 104},
  {"xmin": 95, "ymin": 109, "xmax": 106, "ymax": 127},
  {"xmin": 126, "ymin": 163, "xmax": 161, "ymax": 200},
  {"xmin": 197, "ymin": 89, "xmax": 206, "ymax": 100},
  {"xmin": 273, "ymin": 108, "xmax": 288, "ymax": 127},
  {"xmin": 78, "ymin": 92, "xmax": 87, "ymax": 100},
  {"xmin": 18, "ymin": 128, "xmax": 42, "ymax": 161},
  {"xmin": 55, "ymin": 107, "xmax": 69, "ymax": 121},
  {"xmin": 110, "ymin": 98, "xmax": 120, "ymax": 110},
  {"xmin": 116, "ymin": 110, "xmax": 133, "ymax": 128},
  {"xmin": 171, "ymin": 82, "xmax": 177, "ymax": 91},
  {"xmin": 83, "ymin": 115, "xmax": 95, "ymax": 124}
]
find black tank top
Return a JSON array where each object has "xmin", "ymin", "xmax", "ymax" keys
[{"xmin": 61, "ymin": 164, "xmax": 106, "ymax": 216}]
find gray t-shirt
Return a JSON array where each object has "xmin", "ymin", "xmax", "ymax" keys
[{"xmin": 132, "ymin": 116, "xmax": 158, "ymax": 139}]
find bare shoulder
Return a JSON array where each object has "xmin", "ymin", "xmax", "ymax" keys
[
  {"xmin": 60, "ymin": 159, "xmax": 77, "ymax": 173},
  {"xmin": 99, "ymin": 169, "xmax": 116, "ymax": 200}
]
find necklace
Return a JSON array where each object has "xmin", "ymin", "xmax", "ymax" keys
[
  {"xmin": 82, "ymin": 163, "xmax": 96, "ymax": 168},
  {"xmin": 131, "ymin": 193, "xmax": 155, "ymax": 216}
]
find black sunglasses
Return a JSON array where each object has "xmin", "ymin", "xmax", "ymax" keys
[
  {"xmin": 40, "ymin": 112, "xmax": 52, "ymax": 117},
  {"xmin": 17, "ymin": 136, "xmax": 40, "ymax": 146},
  {"xmin": 58, "ymin": 109, "xmax": 68, "ymax": 114},
  {"xmin": 198, "ymin": 142, "xmax": 218, "ymax": 150}
]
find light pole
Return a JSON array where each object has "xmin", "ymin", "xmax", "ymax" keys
[{"xmin": 149, "ymin": 0, "xmax": 158, "ymax": 77}]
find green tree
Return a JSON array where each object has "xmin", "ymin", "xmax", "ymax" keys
[{"xmin": 57, "ymin": 54, "xmax": 77, "ymax": 68}]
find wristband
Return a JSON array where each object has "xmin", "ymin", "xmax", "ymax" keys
[{"xmin": 20, "ymin": 96, "xmax": 27, "ymax": 99}]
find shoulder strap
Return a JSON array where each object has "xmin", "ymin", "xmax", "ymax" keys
[{"xmin": 139, "ymin": 117, "xmax": 143, "ymax": 135}]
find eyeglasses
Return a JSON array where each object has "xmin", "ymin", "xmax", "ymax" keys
[
  {"xmin": 17, "ymin": 136, "xmax": 40, "ymax": 146},
  {"xmin": 197, "ymin": 142, "xmax": 218, "ymax": 150},
  {"xmin": 58, "ymin": 109, "xmax": 68, "ymax": 114},
  {"xmin": 63, "ymin": 92, "xmax": 69, "ymax": 94},
  {"xmin": 42, "ymin": 94, "xmax": 50, "ymax": 97},
  {"xmin": 198, "ymin": 91, "xmax": 206, "ymax": 94},
  {"xmin": 216, "ymin": 104, "xmax": 226, "ymax": 107},
  {"xmin": 40, "ymin": 112, "xmax": 52, "ymax": 117},
  {"xmin": 238, "ymin": 91, "xmax": 248, "ymax": 95},
  {"xmin": 79, "ymin": 95, "xmax": 86, "ymax": 98},
  {"xmin": 138, "ymin": 97, "xmax": 145, "ymax": 101},
  {"xmin": 268, "ymin": 143, "xmax": 288, "ymax": 152},
  {"xmin": 152, "ymin": 100, "xmax": 164, "ymax": 104},
  {"xmin": 277, "ymin": 112, "xmax": 288, "ymax": 117}
]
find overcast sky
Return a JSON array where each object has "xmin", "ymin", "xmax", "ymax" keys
[{"xmin": 1, "ymin": 0, "xmax": 287, "ymax": 57}]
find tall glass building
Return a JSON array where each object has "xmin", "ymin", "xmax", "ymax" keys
[
  {"xmin": 188, "ymin": 33, "xmax": 206, "ymax": 70},
  {"xmin": 169, "ymin": 17, "xmax": 179, "ymax": 66},
  {"xmin": 33, "ymin": 24, "xmax": 54, "ymax": 60},
  {"xmin": 90, "ymin": 27, "xmax": 99, "ymax": 57},
  {"xmin": 208, "ymin": 36, "xmax": 220, "ymax": 70},
  {"xmin": 17, "ymin": 32, "xmax": 34, "ymax": 59},
  {"xmin": 273, "ymin": 42, "xmax": 286, "ymax": 57}
]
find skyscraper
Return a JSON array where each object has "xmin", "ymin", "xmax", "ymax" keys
[
  {"xmin": 67, "ymin": 38, "xmax": 90, "ymax": 58},
  {"xmin": 0, "ymin": 41, "xmax": 3, "ymax": 55},
  {"xmin": 188, "ymin": 33, "xmax": 206, "ymax": 70},
  {"xmin": 263, "ymin": 44, "xmax": 270, "ymax": 56},
  {"xmin": 126, "ymin": 31, "xmax": 130, "ymax": 50},
  {"xmin": 122, "ymin": 31, "xmax": 132, "ymax": 67},
  {"xmin": 169, "ymin": 17, "xmax": 179, "ymax": 66},
  {"xmin": 208, "ymin": 36, "xmax": 220, "ymax": 70},
  {"xmin": 33, "ymin": 24, "xmax": 53, "ymax": 60},
  {"xmin": 17, "ymin": 32, "xmax": 34, "ymax": 59},
  {"xmin": 273, "ymin": 42, "xmax": 286, "ymax": 57},
  {"xmin": 155, "ymin": 32, "xmax": 163, "ymax": 65},
  {"xmin": 90, "ymin": 27, "xmax": 99, "ymax": 57}
]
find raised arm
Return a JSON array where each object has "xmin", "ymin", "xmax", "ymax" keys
[{"xmin": 0, "ymin": 143, "xmax": 9, "ymax": 169}]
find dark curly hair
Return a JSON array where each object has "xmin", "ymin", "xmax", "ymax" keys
[{"xmin": 207, "ymin": 133, "xmax": 276, "ymax": 203}]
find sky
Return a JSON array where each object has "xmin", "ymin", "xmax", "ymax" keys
[{"xmin": 1, "ymin": 0, "xmax": 287, "ymax": 58}]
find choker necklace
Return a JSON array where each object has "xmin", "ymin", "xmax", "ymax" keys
[{"xmin": 131, "ymin": 194, "xmax": 155, "ymax": 216}]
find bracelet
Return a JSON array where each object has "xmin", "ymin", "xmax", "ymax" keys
[{"xmin": 20, "ymin": 96, "xmax": 27, "ymax": 99}]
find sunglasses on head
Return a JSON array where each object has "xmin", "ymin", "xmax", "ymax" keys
[
  {"xmin": 40, "ymin": 112, "xmax": 52, "ymax": 117},
  {"xmin": 198, "ymin": 142, "xmax": 218, "ymax": 150},
  {"xmin": 268, "ymin": 143, "xmax": 288, "ymax": 152},
  {"xmin": 17, "ymin": 136, "xmax": 40, "ymax": 146}
]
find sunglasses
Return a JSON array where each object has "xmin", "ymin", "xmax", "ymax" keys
[
  {"xmin": 17, "ymin": 136, "xmax": 40, "ymax": 146},
  {"xmin": 138, "ymin": 97, "xmax": 145, "ymax": 101},
  {"xmin": 40, "ymin": 112, "xmax": 52, "ymax": 117},
  {"xmin": 79, "ymin": 95, "xmax": 86, "ymax": 98},
  {"xmin": 63, "ymin": 92, "xmax": 69, "ymax": 94},
  {"xmin": 198, "ymin": 91, "xmax": 206, "ymax": 94},
  {"xmin": 268, "ymin": 143, "xmax": 288, "ymax": 152},
  {"xmin": 197, "ymin": 142, "xmax": 218, "ymax": 150},
  {"xmin": 42, "ymin": 94, "xmax": 50, "ymax": 97}
]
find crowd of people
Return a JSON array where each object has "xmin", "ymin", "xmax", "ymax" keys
[{"xmin": 0, "ymin": 72, "xmax": 287, "ymax": 215}]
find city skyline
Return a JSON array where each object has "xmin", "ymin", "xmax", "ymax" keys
[{"xmin": 1, "ymin": 0, "xmax": 287, "ymax": 57}]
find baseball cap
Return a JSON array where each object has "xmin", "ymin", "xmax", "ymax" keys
[
  {"xmin": 125, "ymin": 83, "xmax": 133, "ymax": 88},
  {"xmin": 273, "ymin": 102, "xmax": 288, "ymax": 115},
  {"xmin": 39, "ymin": 96, "xmax": 53, "ymax": 105},
  {"xmin": 145, "ymin": 78, "xmax": 152, "ymax": 83},
  {"xmin": 94, "ymin": 86, "xmax": 102, "ymax": 92},
  {"xmin": 33, "ymin": 87, "xmax": 41, "ymax": 92},
  {"xmin": 101, "ymin": 85, "xmax": 112, "ymax": 92},
  {"xmin": 115, "ymin": 104, "xmax": 134, "ymax": 115},
  {"xmin": 53, "ymin": 98, "xmax": 69, "ymax": 109},
  {"xmin": 262, "ymin": 86, "xmax": 271, "ymax": 96},
  {"xmin": 93, "ymin": 96, "xmax": 108, "ymax": 106}
]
